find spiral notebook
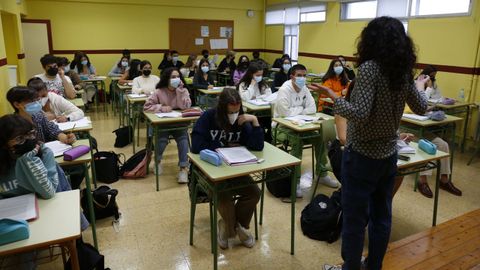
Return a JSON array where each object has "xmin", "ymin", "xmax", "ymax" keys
[{"xmin": 216, "ymin": 146, "xmax": 258, "ymax": 166}]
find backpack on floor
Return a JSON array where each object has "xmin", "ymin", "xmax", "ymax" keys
[
  {"xmin": 120, "ymin": 149, "xmax": 152, "ymax": 179},
  {"xmin": 64, "ymin": 238, "xmax": 109, "ymax": 270},
  {"xmin": 81, "ymin": 185, "xmax": 120, "ymax": 222},
  {"xmin": 113, "ymin": 126, "xmax": 133, "ymax": 148},
  {"xmin": 301, "ymin": 190, "xmax": 342, "ymax": 243},
  {"xmin": 93, "ymin": 151, "xmax": 124, "ymax": 184},
  {"xmin": 266, "ymin": 169, "xmax": 292, "ymax": 198}
]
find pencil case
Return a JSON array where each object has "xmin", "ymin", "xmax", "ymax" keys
[
  {"xmin": 63, "ymin": 145, "xmax": 90, "ymax": 161},
  {"xmin": 200, "ymin": 149, "xmax": 222, "ymax": 166},
  {"xmin": 418, "ymin": 139, "xmax": 437, "ymax": 155},
  {"xmin": 0, "ymin": 219, "xmax": 29, "ymax": 246}
]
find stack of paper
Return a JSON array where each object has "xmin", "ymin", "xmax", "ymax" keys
[
  {"xmin": 263, "ymin": 92, "xmax": 278, "ymax": 103},
  {"xmin": 128, "ymin": 94, "xmax": 147, "ymax": 98},
  {"xmin": 396, "ymin": 140, "xmax": 416, "ymax": 154},
  {"xmin": 56, "ymin": 117, "xmax": 92, "ymax": 131},
  {"xmin": 247, "ymin": 99, "xmax": 270, "ymax": 106},
  {"xmin": 0, "ymin": 193, "xmax": 38, "ymax": 221},
  {"xmin": 402, "ymin": 113, "xmax": 430, "ymax": 121},
  {"xmin": 44, "ymin": 140, "xmax": 73, "ymax": 157},
  {"xmin": 285, "ymin": 115, "xmax": 320, "ymax": 122},
  {"xmin": 216, "ymin": 146, "xmax": 258, "ymax": 166},
  {"xmin": 212, "ymin": 87, "xmax": 223, "ymax": 91},
  {"xmin": 155, "ymin": 111, "xmax": 183, "ymax": 118}
]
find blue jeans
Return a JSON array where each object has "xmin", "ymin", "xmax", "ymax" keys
[
  {"xmin": 340, "ymin": 147, "xmax": 397, "ymax": 270},
  {"xmin": 156, "ymin": 129, "xmax": 189, "ymax": 168}
]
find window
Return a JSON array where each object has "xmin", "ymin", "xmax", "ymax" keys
[
  {"xmin": 410, "ymin": 0, "xmax": 471, "ymax": 16},
  {"xmin": 284, "ymin": 25, "xmax": 299, "ymax": 62},
  {"xmin": 300, "ymin": 4, "xmax": 326, "ymax": 23},
  {"xmin": 266, "ymin": 9, "xmax": 285, "ymax": 25},
  {"xmin": 377, "ymin": 0, "xmax": 409, "ymax": 18},
  {"xmin": 342, "ymin": 1, "xmax": 377, "ymax": 20}
]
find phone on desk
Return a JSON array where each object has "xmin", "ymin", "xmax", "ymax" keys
[{"xmin": 397, "ymin": 154, "xmax": 410, "ymax": 161}]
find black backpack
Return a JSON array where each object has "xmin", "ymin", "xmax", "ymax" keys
[
  {"xmin": 93, "ymin": 151, "xmax": 124, "ymax": 184},
  {"xmin": 266, "ymin": 169, "xmax": 292, "ymax": 198},
  {"xmin": 301, "ymin": 190, "xmax": 342, "ymax": 243},
  {"xmin": 113, "ymin": 126, "xmax": 133, "ymax": 148},
  {"xmin": 81, "ymin": 185, "xmax": 120, "ymax": 222},
  {"xmin": 64, "ymin": 238, "xmax": 108, "ymax": 270}
]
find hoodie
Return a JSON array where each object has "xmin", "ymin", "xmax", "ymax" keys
[
  {"xmin": 274, "ymin": 79, "xmax": 316, "ymax": 118},
  {"xmin": 143, "ymin": 84, "xmax": 192, "ymax": 112}
]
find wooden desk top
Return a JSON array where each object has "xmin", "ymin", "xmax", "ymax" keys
[
  {"xmin": 69, "ymin": 98, "xmax": 84, "ymax": 108},
  {"xmin": 401, "ymin": 115, "xmax": 463, "ymax": 127},
  {"xmin": 396, "ymin": 142, "xmax": 449, "ymax": 169},
  {"xmin": 0, "ymin": 190, "xmax": 81, "ymax": 255},
  {"xmin": 126, "ymin": 95, "xmax": 148, "ymax": 104},
  {"xmin": 143, "ymin": 112, "xmax": 200, "ymax": 125},
  {"xmin": 117, "ymin": 83, "xmax": 132, "ymax": 90},
  {"xmin": 56, "ymin": 139, "xmax": 92, "ymax": 166},
  {"xmin": 82, "ymin": 76, "xmax": 107, "ymax": 82},
  {"xmin": 382, "ymin": 208, "xmax": 480, "ymax": 269},
  {"xmin": 272, "ymin": 113, "xmax": 335, "ymax": 132},
  {"xmin": 188, "ymin": 143, "xmax": 301, "ymax": 182},
  {"xmin": 428, "ymin": 101, "xmax": 474, "ymax": 110},
  {"xmin": 242, "ymin": 101, "xmax": 271, "ymax": 112},
  {"xmin": 197, "ymin": 88, "xmax": 223, "ymax": 95}
]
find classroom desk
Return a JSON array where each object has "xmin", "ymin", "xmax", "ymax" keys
[
  {"xmin": 400, "ymin": 114, "xmax": 462, "ymax": 183},
  {"xmin": 196, "ymin": 87, "xmax": 223, "ymax": 109},
  {"xmin": 144, "ymin": 112, "xmax": 200, "ymax": 191},
  {"xmin": 188, "ymin": 143, "xmax": 301, "ymax": 270},
  {"xmin": 272, "ymin": 113, "xmax": 335, "ymax": 191},
  {"xmin": 56, "ymin": 139, "xmax": 98, "ymax": 249},
  {"xmin": 126, "ymin": 94, "xmax": 148, "ymax": 154},
  {"xmin": 117, "ymin": 83, "xmax": 132, "ymax": 127},
  {"xmin": 82, "ymin": 76, "xmax": 108, "ymax": 114},
  {"xmin": 216, "ymin": 71, "xmax": 230, "ymax": 86},
  {"xmin": 0, "ymin": 190, "xmax": 81, "ymax": 270},
  {"xmin": 306, "ymin": 73, "xmax": 324, "ymax": 83},
  {"xmin": 69, "ymin": 98, "xmax": 84, "ymax": 108},
  {"xmin": 396, "ymin": 142, "xmax": 449, "ymax": 226},
  {"xmin": 242, "ymin": 101, "xmax": 271, "ymax": 118},
  {"xmin": 428, "ymin": 101, "xmax": 474, "ymax": 152}
]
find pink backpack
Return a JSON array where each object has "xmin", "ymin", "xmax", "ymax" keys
[{"xmin": 120, "ymin": 149, "xmax": 152, "ymax": 179}]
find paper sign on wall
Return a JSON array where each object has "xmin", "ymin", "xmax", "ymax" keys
[
  {"xmin": 220, "ymin": 27, "xmax": 233, "ymax": 38},
  {"xmin": 195, "ymin": 38, "xmax": 204, "ymax": 45},
  {"xmin": 201, "ymin": 26, "xmax": 209, "ymax": 37},
  {"xmin": 210, "ymin": 39, "xmax": 228, "ymax": 50}
]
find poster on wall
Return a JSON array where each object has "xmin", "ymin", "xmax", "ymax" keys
[
  {"xmin": 220, "ymin": 27, "xmax": 233, "ymax": 38},
  {"xmin": 195, "ymin": 38, "xmax": 204, "ymax": 45},
  {"xmin": 201, "ymin": 26, "xmax": 209, "ymax": 37},
  {"xmin": 210, "ymin": 39, "xmax": 228, "ymax": 50}
]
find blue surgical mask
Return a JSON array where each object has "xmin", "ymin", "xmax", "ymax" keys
[
  {"xmin": 201, "ymin": 66, "xmax": 209, "ymax": 73},
  {"xmin": 334, "ymin": 66, "xmax": 344, "ymax": 75},
  {"xmin": 121, "ymin": 61, "xmax": 128, "ymax": 67},
  {"xmin": 172, "ymin": 56, "xmax": 179, "ymax": 62},
  {"xmin": 25, "ymin": 101, "xmax": 42, "ymax": 115},
  {"xmin": 81, "ymin": 60, "xmax": 88, "ymax": 66},
  {"xmin": 294, "ymin": 77, "xmax": 306, "ymax": 89},
  {"xmin": 254, "ymin": 75, "xmax": 263, "ymax": 83},
  {"xmin": 63, "ymin": 66, "xmax": 70, "ymax": 73},
  {"xmin": 283, "ymin": 64, "xmax": 291, "ymax": 72},
  {"xmin": 170, "ymin": 77, "xmax": 181, "ymax": 88}
]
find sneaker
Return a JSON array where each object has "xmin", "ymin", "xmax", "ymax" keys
[
  {"xmin": 178, "ymin": 168, "xmax": 188, "ymax": 184},
  {"xmin": 324, "ymin": 264, "xmax": 342, "ymax": 270},
  {"xmin": 236, "ymin": 223, "xmax": 255, "ymax": 248},
  {"xmin": 318, "ymin": 175, "xmax": 340, "ymax": 188},
  {"xmin": 296, "ymin": 185, "xmax": 303, "ymax": 198},
  {"xmin": 217, "ymin": 219, "xmax": 228, "ymax": 249},
  {"xmin": 155, "ymin": 162, "xmax": 163, "ymax": 176}
]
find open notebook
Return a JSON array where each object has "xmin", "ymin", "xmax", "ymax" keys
[
  {"xmin": 55, "ymin": 117, "xmax": 92, "ymax": 131},
  {"xmin": 216, "ymin": 146, "xmax": 258, "ymax": 166},
  {"xmin": 0, "ymin": 193, "xmax": 39, "ymax": 221},
  {"xmin": 396, "ymin": 140, "xmax": 416, "ymax": 154},
  {"xmin": 44, "ymin": 140, "xmax": 73, "ymax": 157},
  {"xmin": 402, "ymin": 113, "xmax": 430, "ymax": 121}
]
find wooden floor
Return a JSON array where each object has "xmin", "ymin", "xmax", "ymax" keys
[{"xmin": 383, "ymin": 208, "xmax": 480, "ymax": 270}]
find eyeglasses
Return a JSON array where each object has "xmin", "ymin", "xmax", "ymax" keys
[{"xmin": 11, "ymin": 130, "xmax": 37, "ymax": 145}]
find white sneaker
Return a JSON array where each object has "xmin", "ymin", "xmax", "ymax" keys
[
  {"xmin": 318, "ymin": 175, "xmax": 340, "ymax": 188},
  {"xmin": 324, "ymin": 264, "xmax": 342, "ymax": 270},
  {"xmin": 178, "ymin": 168, "xmax": 188, "ymax": 184},
  {"xmin": 296, "ymin": 185, "xmax": 303, "ymax": 198},
  {"xmin": 155, "ymin": 162, "xmax": 163, "ymax": 176},
  {"xmin": 217, "ymin": 219, "xmax": 228, "ymax": 249},
  {"xmin": 236, "ymin": 224, "xmax": 255, "ymax": 248}
]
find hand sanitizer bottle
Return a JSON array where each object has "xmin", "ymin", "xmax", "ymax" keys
[{"xmin": 458, "ymin": 88, "xmax": 465, "ymax": 102}]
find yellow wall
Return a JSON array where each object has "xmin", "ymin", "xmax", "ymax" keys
[
  {"xmin": 25, "ymin": 0, "xmax": 265, "ymax": 78},
  {"xmin": 0, "ymin": 0, "xmax": 28, "ymax": 116}
]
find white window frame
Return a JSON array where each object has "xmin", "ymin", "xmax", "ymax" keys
[
  {"xmin": 340, "ymin": 0, "xmax": 378, "ymax": 21},
  {"xmin": 284, "ymin": 24, "xmax": 299, "ymax": 62},
  {"xmin": 409, "ymin": 0, "xmax": 472, "ymax": 18},
  {"xmin": 265, "ymin": 9, "xmax": 285, "ymax": 25}
]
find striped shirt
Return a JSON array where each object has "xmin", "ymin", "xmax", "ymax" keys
[{"xmin": 31, "ymin": 112, "xmax": 62, "ymax": 143}]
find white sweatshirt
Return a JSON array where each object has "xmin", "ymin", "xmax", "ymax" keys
[
  {"xmin": 238, "ymin": 81, "xmax": 272, "ymax": 101},
  {"xmin": 132, "ymin": 75, "xmax": 160, "ymax": 95},
  {"xmin": 274, "ymin": 80, "xmax": 316, "ymax": 118},
  {"xmin": 47, "ymin": 92, "xmax": 85, "ymax": 121}
]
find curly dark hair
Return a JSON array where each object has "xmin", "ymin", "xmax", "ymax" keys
[
  {"xmin": 156, "ymin": 67, "xmax": 185, "ymax": 89},
  {"xmin": 322, "ymin": 58, "xmax": 349, "ymax": 87},
  {"xmin": 355, "ymin": 16, "xmax": 416, "ymax": 92}
]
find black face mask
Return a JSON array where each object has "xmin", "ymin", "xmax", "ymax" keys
[
  {"xmin": 430, "ymin": 77, "xmax": 436, "ymax": 82},
  {"xmin": 142, "ymin": 70, "xmax": 151, "ymax": 76},
  {"xmin": 203, "ymin": 54, "xmax": 209, "ymax": 59},
  {"xmin": 47, "ymin": 67, "xmax": 58, "ymax": 76},
  {"xmin": 13, "ymin": 139, "xmax": 37, "ymax": 157}
]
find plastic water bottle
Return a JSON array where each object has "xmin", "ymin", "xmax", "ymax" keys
[{"xmin": 458, "ymin": 88, "xmax": 465, "ymax": 102}]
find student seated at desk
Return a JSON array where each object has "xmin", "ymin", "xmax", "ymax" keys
[
  {"xmin": 119, "ymin": 58, "xmax": 142, "ymax": 84},
  {"xmin": 73, "ymin": 52, "xmax": 97, "ymax": 104},
  {"xmin": 171, "ymin": 50, "xmax": 184, "ymax": 69},
  {"xmin": 420, "ymin": 65, "xmax": 442, "ymax": 100},
  {"xmin": 132, "ymin": 60, "xmax": 160, "ymax": 96},
  {"xmin": 108, "ymin": 55, "xmax": 130, "ymax": 77},
  {"xmin": 251, "ymin": 50, "xmax": 269, "ymax": 71},
  {"xmin": 273, "ymin": 57, "xmax": 292, "ymax": 91},
  {"xmin": 180, "ymin": 54, "xmax": 197, "ymax": 78},
  {"xmin": 193, "ymin": 59, "xmax": 215, "ymax": 89},
  {"xmin": 217, "ymin": 50, "xmax": 236, "ymax": 73},
  {"xmin": 233, "ymin": 55, "xmax": 250, "ymax": 86},
  {"xmin": 191, "ymin": 87, "xmax": 263, "ymax": 249},
  {"xmin": 201, "ymin": 49, "xmax": 216, "ymax": 69},
  {"xmin": 274, "ymin": 64, "xmax": 339, "ymax": 191},
  {"xmin": 27, "ymin": 77, "xmax": 84, "ymax": 123},
  {"xmin": 238, "ymin": 63, "xmax": 273, "ymax": 142},
  {"xmin": 143, "ymin": 67, "xmax": 191, "ymax": 183},
  {"xmin": 158, "ymin": 51, "xmax": 172, "ymax": 73},
  {"xmin": 35, "ymin": 54, "xmax": 76, "ymax": 99},
  {"xmin": 338, "ymin": 55, "xmax": 356, "ymax": 80},
  {"xmin": 272, "ymin": 54, "xmax": 290, "ymax": 69},
  {"xmin": 318, "ymin": 59, "xmax": 350, "ymax": 114},
  {"xmin": 57, "ymin": 57, "xmax": 85, "ymax": 92}
]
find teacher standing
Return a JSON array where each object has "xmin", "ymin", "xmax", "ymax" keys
[{"xmin": 309, "ymin": 17, "xmax": 429, "ymax": 270}]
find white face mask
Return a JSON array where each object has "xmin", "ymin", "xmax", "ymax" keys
[
  {"xmin": 121, "ymin": 61, "xmax": 129, "ymax": 67},
  {"xmin": 40, "ymin": 97, "xmax": 49, "ymax": 107},
  {"xmin": 201, "ymin": 66, "xmax": 209, "ymax": 73},
  {"xmin": 334, "ymin": 66, "xmax": 344, "ymax": 75},
  {"xmin": 63, "ymin": 66, "xmax": 70, "ymax": 73},
  {"xmin": 228, "ymin": 112, "xmax": 239, "ymax": 125},
  {"xmin": 254, "ymin": 75, "xmax": 263, "ymax": 83}
]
